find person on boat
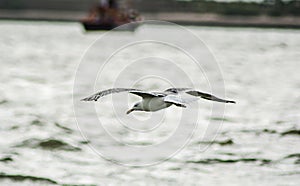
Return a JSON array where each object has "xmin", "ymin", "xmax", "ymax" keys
[{"xmin": 97, "ymin": 0, "xmax": 121, "ymax": 24}]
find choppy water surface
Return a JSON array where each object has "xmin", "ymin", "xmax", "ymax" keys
[{"xmin": 0, "ymin": 21, "xmax": 299, "ymax": 185}]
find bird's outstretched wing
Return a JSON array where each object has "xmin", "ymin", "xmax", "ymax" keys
[
  {"xmin": 165, "ymin": 88, "xmax": 235, "ymax": 104},
  {"xmin": 81, "ymin": 88, "xmax": 140, "ymax": 101},
  {"xmin": 185, "ymin": 90, "xmax": 236, "ymax": 104}
]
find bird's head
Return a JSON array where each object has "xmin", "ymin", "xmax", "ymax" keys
[{"xmin": 126, "ymin": 102, "xmax": 142, "ymax": 114}]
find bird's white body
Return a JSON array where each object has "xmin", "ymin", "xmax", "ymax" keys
[{"xmin": 140, "ymin": 97, "xmax": 172, "ymax": 112}]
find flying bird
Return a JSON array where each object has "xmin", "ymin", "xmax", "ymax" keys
[{"xmin": 81, "ymin": 88, "xmax": 235, "ymax": 114}]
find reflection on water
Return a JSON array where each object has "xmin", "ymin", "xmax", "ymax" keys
[{"xmin": 0, "ymin": 21, "xmax": 299, "ymax": 185}]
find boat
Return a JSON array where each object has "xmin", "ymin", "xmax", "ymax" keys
[{"xmin": 81, "ymin": 0, "xmax": 142, "ymax": 31}]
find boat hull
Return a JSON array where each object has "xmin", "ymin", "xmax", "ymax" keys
[{"xmin": 82, "ymin": 22, "xmax": 140, "ymax": 31}]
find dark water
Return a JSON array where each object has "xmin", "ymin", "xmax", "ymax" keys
[{"xmin": 0, "ymin": 21, "xmax": 299, "ymax": 185}]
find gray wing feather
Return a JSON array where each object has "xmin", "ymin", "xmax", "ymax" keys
[
  {"xmin": 186, "ymin": 90, "xmax": 236, "ymax": 104},
  {"xmin": 164, "ymin": 95, "xmax": 187, "ymax": 108},
  {"xmin": 81, "ymin": 88, "xmax": 140, "ymax": 101},
  {"xmin": 129, "ymin": 91, "xmax": 165, "ymax": 98},
  {"xmin": 164, "ymin": 88, "xmax": 191, "ymax": 94}
]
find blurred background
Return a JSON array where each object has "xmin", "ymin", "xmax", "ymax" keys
[
  {"xmin": 0, "ymin": 0, "xmax": 300, "ymax": 27},
  {"xmin": 0, "ymin": 0, "xmax": 299, "ymax": 186}
]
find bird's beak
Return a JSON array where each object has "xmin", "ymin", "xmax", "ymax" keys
[{"xmin": 126, "ymin": 108, "xmax": 134, "ymax": 115}]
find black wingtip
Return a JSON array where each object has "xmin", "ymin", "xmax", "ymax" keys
[{"xmin": 226, "ymin": 100, "xmax": 236, "ymax": 104}]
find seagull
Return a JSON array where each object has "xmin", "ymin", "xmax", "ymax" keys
[{"xmin": 81, "ymin": 88, "xmax": 235, "ymax": 114}]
